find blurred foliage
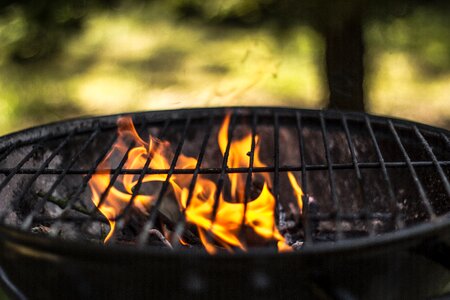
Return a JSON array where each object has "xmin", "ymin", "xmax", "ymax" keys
[
  {"xmin": 365, "ymin": 5, "xmax": 450, "ymax": 125},
  {"xmin": 0, "ymin": 293, "xmax": 6, "ymax": 299},
  {"xmin": 366, "ymin": 6, "xmax": 449, "ymax": 75},
  {"xmin": 0, "ymin": 0, "xmax": 448, "ymax": 136},
  {"xmin": 0, "ymin": 0, "xmax": 120, "ymax": 62}
]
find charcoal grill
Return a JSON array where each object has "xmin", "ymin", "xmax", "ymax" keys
[{"xmin": 0, "ymin": 107, "xmax": 449, "ymax": 300}]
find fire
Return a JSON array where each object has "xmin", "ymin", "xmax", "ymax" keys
[
  {"xmin": 89, "ymin": 114, "xmax": 304, "ymax": 253},
  {"xmin": 218, "ymin": 115, "xmax": 271, "ymax": 201},
  {"xmin": 287, "ymin": 172, "xmax": 303, "ymax": 211}
]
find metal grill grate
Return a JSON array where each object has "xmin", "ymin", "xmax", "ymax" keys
[{"xmin": 0, "ymin": 107, "xmax": 449, "ymax": 250}]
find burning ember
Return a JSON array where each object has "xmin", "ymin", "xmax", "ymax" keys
[{"xmin": 89, "ymin": 114, "xmax": 304, "ymax": 253}]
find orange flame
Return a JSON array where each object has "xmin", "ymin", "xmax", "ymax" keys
[
  {"xmin": 218, "ymin": 115, "xmax": 271, "ymax": 201},
  {"xmin": 287, "ymin": 172, "xmax": 303, "ymax": 212},
  {"xmin": 89, "ymin": 114, "xmax": 304, "ymax": 253}
]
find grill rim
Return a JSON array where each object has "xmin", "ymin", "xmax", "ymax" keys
[
  {"xmin": 1, "ymin": 214, "xmax": 449, "ymax": 258},
  {"xmin": 0, "ymin": 106, "xmax": 449, "ymax": 257},
  {"xmin": 1, "ymin": 106, "xmax": 449, "ymax": 150}
]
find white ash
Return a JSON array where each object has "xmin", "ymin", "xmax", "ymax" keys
[
  {"xmin": 0, "ymin": 146, "xmax": 33, "ymax": 168},
  {"xmin": 82, "ymin": 221, "xmax": 107, "ymax": 238},
  {"xmin": 340, "ymin": 221, "xmax": 357, "ymax": 231},
  {"xmin": 291, "ymin": 241, "xmax": 304, "ymax": 250},
  {"xmin": 0, "ymin": 175, "xmax": 31, "ymax": 225},
  {"xmin": 50, "ymin": 223, "xmax": 81, "ymax": 240},
  {"xmin": 3, "ymin": 211, "xmax": 19, "ymax": 226},
  {"xmin": 148, "ymin": 229, "xmax": 173, "ymax": 249},
  {"xmin": 42, "ymin": 201, "xmax": 63, "ymax": 218},
  {"xmin": 22, "ymin": 148, "xmax": 62, "ymax": 169},
  {"xmin": 278, "ymin": 220, "xmax": 296, "ymax": 231}
]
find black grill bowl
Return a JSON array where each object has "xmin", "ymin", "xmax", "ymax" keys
[{"xmin": 0, "ymin": 107, "xmax": 449, "ymax": 300}]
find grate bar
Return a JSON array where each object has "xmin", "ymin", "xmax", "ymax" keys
[
  {"xmin": 88, "ymin": 118, "xmax": 153, "ymax": 217},
  {"xmin": 21, "ymin": 128, "xmax": 101, "ymax": 230},
  {"xmin": 365, "ymin": 116, "xmax": 403, "ymax": 228},
  {"xmin": 35, "ymin": 210, "xmax": 397, "ymax": 225},
  {"xmin": 388, "ymin": 121, "xmax": 436, "ymax": 219},
  {"xmin": 171, "ymin": 116, "xmax": 215, "ymax": 247},
  {"xmin": 0, "ymin": 144, "xmax": 47, "ymax": 222},
  {"xmin": 0, "ymin": 145, "xmax": 16, "ymax": 165},
  {"xmin": 239, "ymin": 112, "xmax": 258, "ymax": 245},
  {"xmin": 136, "ymin": 117, "xmax": 191, "ymax": 246},
  {"xmin": 273, "ymin": 112, "xmax": 283, "ymax": 239},
  {"xmin": 48, "ymin": 131, "xmax": 120, "ymax": 236},
  {"xmin": 295, "ymin": 112, "xmax": 312, "ymax": 244},
  {"xmin": 13, "ymin": 131, "xmax": 76, "ymax": 219},
  {"xmin": 273, "ymin": 112, "xmax": 280, "ymax": 203},
  {"xmin": 107, "ymin": 119, "xmax": 171, "ymax": 242},
  {"xmin": 1, "ymin": 108, "xmax": 449, "ymax": 251},
  {"xmin": 341, "ymin": 114, "xmax": 374, "ymax": 235},
  {"xmin": 319, "ymin": 112, "xmax": 342, "ymax": 239},
  {"xmin": 327, "ymin": 211, "xmax": 394, "ymax": 221},
  {"xmin": 210, "ymin": 112, "xmax": 238, "ymax": 224},
  {"xmin": 441, "ymin": 133, "xmax": 450, "ymax": 149},
  {"xmin": 183, "ymin": 116, "xmax": 215, "ymax": 209},
  {"xmin": 0, "ymin": 145, "xmax": 43, "ymax": 196},
  {"xmin": 414, "ymin": 127, "xmax": 450, "ymax": 198},
  {"xmin": 1, "ymin": 161, "xmax": 449, "ymax": 175}
]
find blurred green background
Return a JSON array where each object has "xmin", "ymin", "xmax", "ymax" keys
[
  {"xmin": 0, "ymin": 0, "xmax": 448, "ymax": 138},
  {"xmin": 0, "ymin": 1, "xmax": 449, "ymax": 298}
]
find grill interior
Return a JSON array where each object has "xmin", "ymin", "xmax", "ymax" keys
[{"xmin": 0, "ymin": 107, "xmax": 449, "ymax": 251}]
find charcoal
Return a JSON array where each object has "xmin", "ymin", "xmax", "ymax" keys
[{"xmin": 3, "ymin": 211, "xmax": 19, "ymax": 226}]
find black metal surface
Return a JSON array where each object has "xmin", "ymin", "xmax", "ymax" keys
[
  {"xmin": 117, "ymin": 119, "xmax": 171, "ymax": 243},
  {"xmin": 296, "ymin": 112, "xmax": 313, "ymax": 243},
  {"xmin": 172, "ymin": 115, "xmax": 215, "ymax": 247},
  {"xmin": 0, "ymin": 107, "xmax": 449, "ymax": 299},
  {"xmin": 0, "ymin": 107, "xmax": 449, "ymax": 246}
]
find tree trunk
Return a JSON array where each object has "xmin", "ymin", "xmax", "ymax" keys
[{"xmin": 324, "ymin": 5, "xmax": 365, "ymax": 111}]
